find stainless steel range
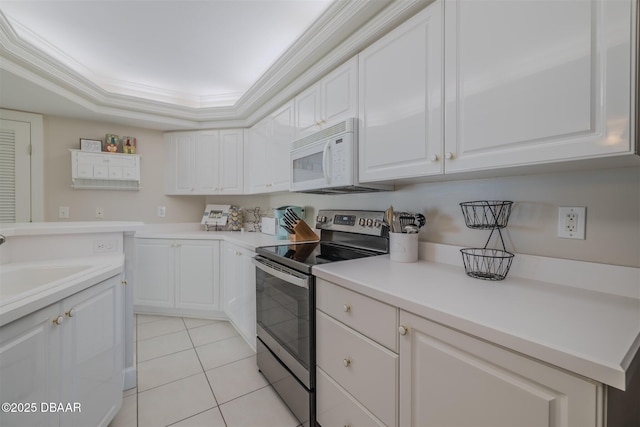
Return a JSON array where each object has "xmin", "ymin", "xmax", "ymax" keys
[{"xmin": 253, "ymin": 209, "xmax": 388, "ymax": 426}]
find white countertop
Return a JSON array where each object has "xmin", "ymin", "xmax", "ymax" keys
[
  {"xmin": 0, "ymin": 254, "xmax": 125, "ymax": 327},
  {"xmin": 0, "ymin": 221, "xmax": 144, "ymax": 236},
  {"xmin": 134, "ymin": 229, "xmax": 310, "ymax": 251},
  {"xmin": 313, "ymin": 248, "xmax": 640, "ymax": 391}
]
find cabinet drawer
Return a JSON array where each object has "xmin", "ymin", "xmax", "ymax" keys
[
  {"xmin": 316, "ymin": 310, "xmax": 397, "ymax": 427},
  {"xmin": 317, "ymin": 367, "xmax": 385, "ymax": 427},
  {"xmin": 317, "ymin": 278, "xmax": 398, "ymax": 351},
  {"xmin": 108, "ymin": 167, "xmax": 123, "ymax": 179}
]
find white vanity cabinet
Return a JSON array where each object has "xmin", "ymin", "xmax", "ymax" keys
[
  {"xmin": 399, "ymin": 310, "xmax": 601, "ymax": 427},
  {"xmin": 315, "ymin": 278, "xmax": 399, "ymax": 427},
  {"xmin": 164, "ymin": 129, "xmax": 244, "ymax": 195},
  {"xmin": 294, "ymin": 57, "xmax": 358, "ymax": 139},
  {"xmin": 222, "ymin": 242, "xmax": 256, "ymax": 350},
  {"xmin": 442, "ymin": 0, "xmax": 635, "ymax": 173},
  {"xmin": 134, "ymin": 238, "xmax": 222, "ymax": 316},
  {"xmin": 246, "ymin": 101, "xmax": 293, "ymax": 193},
  {"xmin": 0, "ymin": 274, "xmax": 124, "ymax": 427},
  {"xmin": 358, "ymin": 1, "xmax": 443, "ymax": 182}
]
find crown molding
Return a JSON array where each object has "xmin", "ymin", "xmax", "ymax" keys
[{"xmin": 0, "ymin": 0, "xmax": 434, "ymax": 130}]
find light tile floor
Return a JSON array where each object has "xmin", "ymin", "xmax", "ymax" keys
[{"xmin": 109, "ymin": 315, "xmax": 301, "ymax": 427}]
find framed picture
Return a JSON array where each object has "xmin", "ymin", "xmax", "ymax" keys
[
  {"xmin": 201, "ymin": 204, "xmax": 230, "ymax": 227},
  {"xmin": 80, "ymin": 138, "xmax": 102, "ymax": 152}
]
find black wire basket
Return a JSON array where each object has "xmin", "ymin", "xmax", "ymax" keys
[
  {"xmin": 460, "ymin": 248, "xmax": 514, "ymax": 281},
  {"xmin": 460, "ymin": 200, "xmax": 514, "ymax": 281},
  {"xmin": 460, "ymin": 201, "xmax": 513, "ymax": 229}
]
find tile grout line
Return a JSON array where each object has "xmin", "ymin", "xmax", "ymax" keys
[{"xmin": 183, "ymin": 317, "xmax": 229, "ymax": 427}]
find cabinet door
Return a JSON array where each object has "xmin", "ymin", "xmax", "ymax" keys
[
  {"xmin": 165, "ymin": 133, "xmax": 195, "ymax": 194},
  {"xmin": 222, "ymin": 243, "xmax": 256, "ymax": 349},
  {"xmin": 321, "ymin": 57, "xmax": 358, "ymax": 128},
  {"xmin": 134, "ymin": 239, "xmax": 174, "ymax": 308},
  {"xmin": 399, "ymin": 310, "xmax": 600, "ymax": 427},
  {"xmin": 247, "ymin": 118, "xmax": 269, "ymax": 194},
  {"xmin": 218, "ymin": 130, "xmax": 244, "ymax": 194},
  {"xmin": 61, "ymin": 275, "xmax": 122, "ymax": 427},
  {"xmin": 268, "ymin": 101, "xmax": 294, "ymax": 192},
  {"xmin": 194, "ymin": 132, "xmax": 218, "ymax": 193},
  {"xmin": 175, "ymin": 241, "xmax": 220, "ymax": 311},
  {"xmin": 294, "ymin": 83, "xmax": 322, "ymax": 138},
  {"xmin": 358, "ymin": 1, "xmax": 444, "ymax": 182},
  {"xmin": 443, "ymin": 0, "xmax": 634, "ymax": 172},
  {"xmin": 0, "ymin": 303, "xmax": 62, "ymax": 427}
]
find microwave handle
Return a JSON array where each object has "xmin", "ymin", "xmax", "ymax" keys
[{"xmin": 322, "ymin": 140, "xmax": 331, "ymax": 184}]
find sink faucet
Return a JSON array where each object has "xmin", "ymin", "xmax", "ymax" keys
[{"xmin": 0, "ymin": 234, "xmax": 5, "ymax": 245}]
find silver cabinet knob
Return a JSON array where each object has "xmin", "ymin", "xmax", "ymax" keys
[
  {"xmin": 430, "ymin": 154, "xmax": 439, "ymax": 162},
  {"xmin": 65, "ymin": 308, "xmax": 76, "ymax": 318},
  {"xmin": 343, "ymin": 358, "xmax": 351, "ymax": 367},
  {"xmin": 121, "ymin": 279, "xmax": 128, "ymax": 286},
  {"xmin": 399, "ymin": 325, "xmax": 408, "ymax": 336},
  {"xmin": 343, "ymin": 304, "xmax": 351, "ymax": 313},
  {"xmin": 445, "ymin": 152, "xmax": 454, "ymax": 160},
  {"xmin": 53, "ymin": 315, "xmax": 64, "ymax": 325}
]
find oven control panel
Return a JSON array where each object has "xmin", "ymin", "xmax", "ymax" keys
[{"xmin": 316, "ymin": 209, "xmax": 386, "ymax": 236}]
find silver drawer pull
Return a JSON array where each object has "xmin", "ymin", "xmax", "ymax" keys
[
  {"xmin": 343, "ymin": 358, "xmax": 351, "ymax": 367},
  {"xmin": 343, "ymin": 304, "xmax": 351, "ymax": 313}
]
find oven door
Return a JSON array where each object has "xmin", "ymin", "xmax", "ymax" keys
[{"xmin": 253, "ymin": 256, "xmax": 314, "ymax": 388}]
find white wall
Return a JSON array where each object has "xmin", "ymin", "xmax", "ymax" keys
[
  {"xmin": 209, "ymin": 166, "xmax": 640, "ymax": 268},
  {"xmin": 41, "ymin": 115, "xmax": 639, "ymax": 267},
  {"xmin": 43, "ymin": 115, "xmax": 204, "ymax": 223}
]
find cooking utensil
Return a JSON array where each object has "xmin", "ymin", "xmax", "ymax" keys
[{"xmin": 385, "ymin": 206, "xmax": 395, "ymax": 232}]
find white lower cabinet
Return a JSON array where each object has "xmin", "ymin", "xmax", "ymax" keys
[
  {"xmin": 222, "ymin": 242, "xmax": 256, "ymax": 350},
  {"xmin": 315, "ymin": 278, "xmax": 399, "ymax": 427},
  {"xmin": 316, "ymin": 278, "xmax": 602, "ymax": 427},
  {"xmin": 0, "ymin": 275, "xmax": 124, "ymax": 427},
  {"xmin": 399, "ymin": 309, "xmax": 601, "ymax": 427},
  {"xmin": 134, "ymin": 238, "xmax": 221, "ymax": 316}
]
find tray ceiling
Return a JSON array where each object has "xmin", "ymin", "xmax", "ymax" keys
[{"xmin": 0, "ymin": 0, "xmax": 421, "ymax": 130}]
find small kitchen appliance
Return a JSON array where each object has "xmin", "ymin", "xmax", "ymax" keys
[{"xmin": 253, "ymin": 209, "xmax": 389, "ymax": 426}]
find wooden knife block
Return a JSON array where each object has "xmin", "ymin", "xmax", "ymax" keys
[{"xmin": 290, "ymin": 220, "xmax": 319, "ymax": 242}]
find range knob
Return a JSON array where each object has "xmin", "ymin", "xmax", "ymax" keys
[
  {"xmin": 358, "ymin": 218, "xmax": 366, "ymax": 226},
  {"xmin": 366, "ymin": 218, "xmax": 373, "ymax": 227},
  {"xmin": 317, "ymin": 215, "xmax": 327, "ymax": 223}
]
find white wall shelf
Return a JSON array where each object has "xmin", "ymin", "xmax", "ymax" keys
[{"xmin": 70, "ymin": 149, "xmax": 140, "ymax": 191}]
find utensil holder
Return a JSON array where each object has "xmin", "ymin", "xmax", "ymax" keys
[
  {"xmin": 459, "ymin": 200, "xmax": 514, "ymax": 280},
  {"xmin": 389, "ymin": 232, "xmax": 418, "ymax": 263}
]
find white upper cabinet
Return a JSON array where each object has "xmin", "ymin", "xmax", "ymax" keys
[
  {"xmin": 294, "ymin": 57, "xmax": 358, "ymax": 139},
  {"xmin": 218, "ymin": 130, "xmax": 244, "ymax": 194},
  {"xmin": 247, "ymin": 101, "xmax": 294, "ymax": 193},
  {"xmin": 443, "ymin": 0, "xmax": 635, "ymax": 172},
  {"xmin": 358, "ymin": 1, "xmax": 444, "ymax": 182},
  {"xmin": 165, "ymin": 129, "xmax": 244, "ymax": 195}
]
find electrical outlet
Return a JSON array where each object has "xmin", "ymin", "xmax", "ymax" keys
[
  {"xmin": 557, "ymin": 207, "xmax": 586, "ymax": 239},
  {"xmin": 58, "ymin": 206, "xmax": 69, "ymax": 219},
  {"xmin": 96, "ymin": 207, "xmax": 104, "ymax": 219},
  {"xmin": 157, "ymin": 206, "xmax": 166, "ymax": 217},
  {"xmin": 93, "ymin": 240, "xmax": 117, "ymax": 253}
]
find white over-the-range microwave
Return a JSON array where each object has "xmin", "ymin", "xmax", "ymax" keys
[{"xmin": 290, "ymin": 118, "xmax": 393, "ymax": 194}]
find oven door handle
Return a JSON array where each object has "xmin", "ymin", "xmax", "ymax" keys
[{"xmin": 252, "ymin": 257, "xmax": 309, "ymax": 289}]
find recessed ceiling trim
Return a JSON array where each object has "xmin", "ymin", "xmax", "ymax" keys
[{"xmin": 0, "ymin": 0, "xmax": 435, "ymax": 130}]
